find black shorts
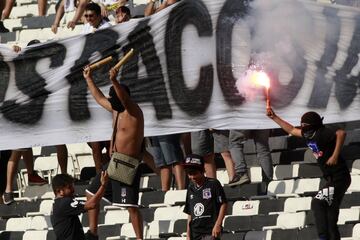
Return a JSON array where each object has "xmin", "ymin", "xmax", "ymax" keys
[{"xmin": 86, "ymin": 163, "xmax": 142, "ymax": 207}]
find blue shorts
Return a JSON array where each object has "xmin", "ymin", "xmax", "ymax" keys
[{"xmin": 147, "ymin": 134, "xmax": 184, "ymax": 168}]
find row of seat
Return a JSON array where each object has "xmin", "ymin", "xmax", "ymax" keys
[{"xmin": 3, "ymin": 217, "xmax": 360, "ymax": 240}]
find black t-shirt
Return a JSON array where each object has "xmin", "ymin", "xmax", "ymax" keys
[
  {"xmin": 305, "ymin": 127, "xmax": 349, "ymax": 184},
  {"xmin": 51, "ymin": 197, "xmax": 86, "ymax": 240},
  {"xmin": 183, "ymin": 178, "xmax": 227, "ymax": 239}
]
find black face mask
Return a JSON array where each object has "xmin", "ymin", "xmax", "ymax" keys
[
  {"xmin": 301, "ymin": 125, "xmax": 317, "ymax": 140},
  {"xmin": 108, "ymin": 96, "xmax": 125, "ymax": 112}
]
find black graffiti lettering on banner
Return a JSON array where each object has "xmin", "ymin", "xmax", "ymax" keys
[
  {"xmin": 308, "ymin": 7, "xmax": 340, "ymax": 108},
  {"xmin": 66, "ymin": 28, "xmax": 119, "ymax": 121},
  {"xmin": 121, "ymin": 19, "xmax": 172, "ymax": 120},
  {"xmin": 1, "ymin": 42, "xmax": 66, "ymax": 124},
  {"xmin": 334, "ymin": 14, "xmax": 360, "ymax": 109},
  {"xmin": 0, "ymin": 53, "xmax": 10, "ymax": 105},
  {"xmin": 216, "ymin": 0, "xmax": 249, "ymax": 106},
  {"xmin": 269, "ymin": 41, "xmax": 307, "ymax": 108},
  {"xmin": 165, "ymin": 0, "xmax": 213, "ymax": 116}
]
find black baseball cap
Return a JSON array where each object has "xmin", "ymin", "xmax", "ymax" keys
[{"xmin": 183, "ymin": 154, "xmax": 204, "ymax": 171}]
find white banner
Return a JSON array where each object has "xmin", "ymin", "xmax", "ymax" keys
[{"xmin": 0, "ymin": 0, "xmax": 360, "ymax": 150}]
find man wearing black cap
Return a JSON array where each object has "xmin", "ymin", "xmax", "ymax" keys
[
  {"xmin": 183, "ymin": 154, "xmax": 227, "ymax": 240},
  {"xmin": 267, "ymin": 108, "xmax": 350, "ymax": 240}
]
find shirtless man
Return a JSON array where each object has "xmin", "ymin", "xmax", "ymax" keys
[{"xmin": 83, "ymin": 66, "xmax": 144, "ymax": 240}]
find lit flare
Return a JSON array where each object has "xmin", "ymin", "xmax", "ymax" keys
[{"xmin": 249, "ymin": 70, "xmax": 271, "ymax": 108}]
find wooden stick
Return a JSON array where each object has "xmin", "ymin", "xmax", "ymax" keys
[
  {"xmin": 112, "ymin": 48, "xmax": 134, "ymax": 71},
  {"xmin": 266, "ymin": 87, "xmax": 270, "ymax": 109},
  {"xmin": 89, "ymin": 56, "xmax": 113, "ymax": 70}
]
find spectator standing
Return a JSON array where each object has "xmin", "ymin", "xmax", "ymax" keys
[
  {"xmin": 191, "ymin": 130, "xmax": 217, "ymax": 178},
  {"xmin": 0, "ymin": 0, "xmax": 11, "ymax": 32},
  {"xmin": 2, "ymin": 149, "xmax": 47, "ymax": 205},
  {"xmin": 83, "ymin": 64, "xmax": 144, "ymax": 239},
  {"xmin": 147, "ymin": 134, "xmax": 185, "ymax": 191},
  {"xmin": 228, "ymin": 129, "xmax": 273, "ymax": 186},
  {"xmin": 0, "ymin": 150, "xmax": 11, "ymax": 204},
  {"xmin": 183, "ymin": 154, "xmax": 227, "ymax": 240},
  {"xmin": 267, "ymin": 108, "xmax": 351, "ymax": 240}
]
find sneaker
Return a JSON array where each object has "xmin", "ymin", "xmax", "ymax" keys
[
  {"xmin": 28, "ymin": 173, "xmax": 47, "ymax": 186},
  {"xmin": 228, "ymin": 173, "xmax": 250, "ymax": 187},
  {"xmin": 85, "ymin": 230, "xmax": 99, "ymax": 240},
  {"xmin": 2, "ymin": 192, "xmax": 15, "ymax": 205},
  {"xmin": 0, "ymin": 21, "xmax": 9, "ymax": 33}
]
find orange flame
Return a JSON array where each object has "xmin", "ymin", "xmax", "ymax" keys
[{"xmin": 250, "ymin": 71, "xmax": 270, "ymax": 89}]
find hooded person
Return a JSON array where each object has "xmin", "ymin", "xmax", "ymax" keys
[
  {"xmin": 300, "ymin": 111, "xmax": 324, "ymax": 140},
  {"xmin": 267, "ymin": 107, "xmax": 351, "ymax": 240}
]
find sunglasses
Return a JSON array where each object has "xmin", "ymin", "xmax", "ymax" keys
[{"xmin": 84, "ymin": 14, "xmax": 95, "ymax": 18}]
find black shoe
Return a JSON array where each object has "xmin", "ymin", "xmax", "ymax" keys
[
  {"xmin": 2, "ymin": 192, "xmax": 15, "ymax": 205},
  {"xmin": 85, "ymin": 230, "xmax": 98, "ymax": 240},
  {"xmin": 228, "ymin": 173, "xmax": 250, "ymax": 187},
  {"xmin": 0, "ymin": 21, "xmax": 9, "ymax": 33}
]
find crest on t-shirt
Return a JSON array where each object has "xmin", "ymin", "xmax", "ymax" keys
[
  {"xmin": 202, "ymin": 188, "xmax": 211, "ymax": 199},
  {"xmin": 194, "ymin": 203, "xmax": 205, "ymax": 216},
  {"xmin": 307, "ymin": 141, "xmax": 323, "ymax": 159},
  {"xmin": 70, "ymin": 199, "xmax": 79, "ymax": 208},
  {"xmin": 121, "ymin": 188, "xmax": 127, "ymax": 197}
]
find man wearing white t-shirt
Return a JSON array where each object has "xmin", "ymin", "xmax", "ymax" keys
[{"xmin": 82, "ymin": 2, "xmax": 112, "ymax": 34}]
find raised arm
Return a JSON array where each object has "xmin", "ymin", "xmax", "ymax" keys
[
  {"xmin": 84, "ymin": 171, "xmax": 108, "ymax": 210},
  {"xmin": 109, "ymin": 68, "xmax": 137, "ymax": 113},
  {"xmin": 67, "ymin": 0, "xmax": 89, "ymax": 29},
  {"xmin": 144, "ymin": 0, "xmax": 156, "ymax": 16},
  {"xmin": 326, "ymin": 129, "xmax": 346, "ymax": 166},
  {"xmin": 83, "ymin": 66, "xmax": 112, "ymax": 112},
  {"xmin": 51, "ymin": 0, "xmax": 65, "ymax": 34},
  {"xmin": 155, "ymin": 0, "xmax": 177, "ymax": 13},
  {"xmin": 267, "ymin": 107, "xmax": 302, "ymax": 137}
]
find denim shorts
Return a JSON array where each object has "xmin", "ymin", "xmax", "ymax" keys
[
  {"xmin": 212, "ymin": 130, "xmax": 230, "ymax": 153},
  {"xmin": 191, "ymin": 130, "xmax": 214, "ymax": 156},
  {"xmin": 147, "ymin": 134, "xmax": 184, "ymax": 168}
]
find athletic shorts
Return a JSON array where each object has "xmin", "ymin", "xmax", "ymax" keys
[
  {"xmin": 191, "ymin": 130, "xmax": 214, "ymax": 157},
  {"xmin": 212, "ymin": 130, "xmax": 230, "ymax": 153},
  {"xmin": 86, "ymin": 162, "xmax": 141, "ymax": 207},
  {"xmin": 147, "ymin": 134, "xmax": 184, "ymax": 168}
]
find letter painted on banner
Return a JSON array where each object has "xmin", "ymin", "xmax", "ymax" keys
[
  {"xmin": 66, "ymin": 28, "xmax": 119, "ymax": 121},
  {"xmin": 121, "ymin": 19, "xmax": 172, "ymax": 120},
  {"xmin": 216, "ymin": 0, "xmax": 249, "ymax": 106},
  {"xmin": 308, "ymin": 7, "xmax": 340, "ymax": 108},
  {"xmin": 1, "ymin": 43, "xmax": 66, "ymax": 124},
  {"xmin": 334, "ymin": 14, "xmax": 360, "ymax": 109},
  {"xmin": 165, "ymin": 0, "xmax": 214, "ymax": 116}
]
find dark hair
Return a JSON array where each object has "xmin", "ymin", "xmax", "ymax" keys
[
  {"xmin": 109, "ymin": 84, "xmax": 130, "ymax": 97},
  {"xmin": 52, "ymin": 174, "xmax": 74, "ymax": 194},
  {"xmin": 85, "ymin": 2, "xmax": 101, "ymax": 16},
  {"xmin": 27, "ymin": 39, "xmax": 40, "ymax": 46},
  {"xmin": 301, "ymin": 111, "xmax": 323, "ymax": 127},
  {"xmin": 116, "ymin": 6, "xmax": 131, "ymax": 17}
]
